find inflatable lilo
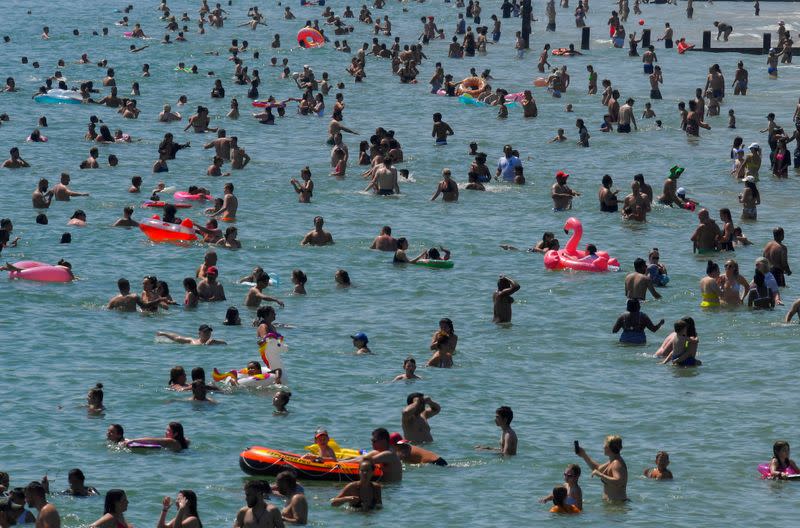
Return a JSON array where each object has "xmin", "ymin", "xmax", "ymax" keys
[
  {"xmin": 139, "ymin": 215, "xmax": 198, "ymax": 242},
  {"xmin": 239, "ymin": 446, "xmax": 381, "ymax": 481},
  {"xmin": 543, "ymin": 217, "xmax": 620, "ymax": 272},
  {"xmin": 3, "ymin": 260, "xmax": 74, "ymax": 282},
  {"xmin": 34, "ymin": 89, "xmax": 82, "ymax": 105},
  {"xmin": 213, "ymin": 334, "xmax": 288, "ymax": 388}
]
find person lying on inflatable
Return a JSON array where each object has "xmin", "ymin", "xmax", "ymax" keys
[{"xmin": 410, "ymin": 246, "xmax": 450, "ymax": 263}]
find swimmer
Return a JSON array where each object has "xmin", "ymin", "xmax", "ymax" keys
[
  {"xmin": 158, "ymin": 104, "xmax": 181, "ymax": 122},
  {"xmin": 625, "ymin": 258, "xmax": 661, "ymax": 301},
  {"xmin": 234, "ymin": 481, "xmax": 283, "ymax": 528},
  {"xmin": 197, "ymin": 266, "xmax": 226, "ymax": 301},
  {"xmin": 301, "ymin": 216, "xmax": 334, "ymax": 246},
  {"xmin": 108, "ymin": 278, "xmax": 166, "ymax": 311},
  {"xmin": 576, "ymin": 435, "xmax": 628, "ymax": 502},
  {"xmin": 393, "ymin": 438, "xmax": 447, "ymax": 466},
  {"xmin": 217, "ymin": 227, "xmax": 241, "ymax": 249},
  {"xmin": 547, "ymin": 486, "xmax": 580, "ymax": 514},
  {"xmin": 548, "ymin": 128, "xmax": 567, "ymax": 143},
  {"xmin": 659, "ymin": 319, "xmax": 701, "ymax": 366},
  {"xmin": 272, "ymin": 390, "xmax": 291, "ymax": 414},
  {"xmin": 431, "ymin": 113, "xmax": 454, "ymax": 145},
  {"xmin": 551, "ymin": 171, "xmax": 579, "ymax": 211},
  {"xmin": 86, "ymin": 383, "xmax": 105, "ymax": 415},
  {"xmin": 393, "ymin": 357, "xmax": 422, "ymax": 381},
  {"xmin": 156, "ymin": 324, "xmax": 226, "ymax": 345},
  {"xmin": 290, "ymin": 167, "xmax": 314, "ymax": 203},
  {"xmin": 691, "ymin": 209, "xmax": 722, "ymax": 253},
  {"xmin": 430, "ymin": 168, "xmax": 459, "ymax": 201},
  {"xmin": 330, "ymin": 460, "xmax": 382, "ymax": 510},
  {"xmin": 124, "ymin": 422, "xmax": 190, "ymax": 452},
  {"xmin": 475, "ymin": 406, "xmax": 517, "ymax": 455},
  {"xmin": 644, "ymin": 451, "xmax": 673, "ymax": 479},
  {"xmin": 768, "ymin": 440, "xmax": 800, "ymax": 479},
  {"xmin": 351, "ymin": 332, "xmax": 372, "ymax": 354},
  {"xmin": 187, "ymin": 379, "xmax": 217, "ymax": 404},
  {"xmin": 612, "ymin": 299, "xmax": 664, "ymax": 344},
  {"xmin": 210, "ymin": 182, "xmax": 237, "ymax": 220},
  {"xmin": 273, "ymin": 471, "xmax": 307, "ymax": 525},
  {"xmin": 539, "ymin": 464, "xmax": 583, "ymax": 510},
  {"xmin": 402, "ymin": 393, "xmax": 440, "ymax": 444},
  {"xmin": 2, "ymin": 147, "xmax": 31, "ymax": 168},
  {"xmin": 493, "ymin": 275, "xmax": 520, "ymax": 323},
  {"xmin": 370, "ymin": 225, "xmax": 398, "ymax": 251},
  {"xmin": 32, "ymin": 178, "xmax": 53, "ymax": 209}
]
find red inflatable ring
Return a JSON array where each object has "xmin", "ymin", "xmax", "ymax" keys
[{"xmin": 297, "ymin": 28, "xmax": 324, "ymax": 48}]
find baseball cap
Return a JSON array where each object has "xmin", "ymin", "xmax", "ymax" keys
[
  {"xmin": 350, "ymin": 332, "xmax": 368, "ymax": 343},
  {"xmin": 198, "ymin": 324, "xmax": 213, "ymax": 333},
  {"xmin": 676, "ymin": 187, "xmax": 686, "ymax": 196},
  {"xmin": 206, "ymin": 266, "xmax": 218, "ymax": 275},
  {"xmin": 315, "ymin": 428, "xmax": 329, "ymax": 438},
  {"xmin": 389, "ymin": 432, "xmax": 403, "ymax": 445},
  {"xmin": 744, "ymin": 175, "xmax": 756, "ymax": 183},
  {"xmin": 555, "ymin": 170, "xmax": 569, "ymax": 179},
  {"xmin": 749, "ymin": 142, "xmax": 760, "ymax": 149}
]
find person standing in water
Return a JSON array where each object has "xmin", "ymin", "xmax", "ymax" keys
[
  {"xmin": 493, "ymin": 275, "xmax": 520, "ymax": 323},
  {"xmin": 576, "ymin": 435, "xmax": 628, "ymax": 502}
]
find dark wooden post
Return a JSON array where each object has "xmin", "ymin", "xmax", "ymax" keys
[
  {"xmin": 762, "ymin": 32, "xmax": 771, "ymax": 54},
  {"xmin": 581, "ymin": 26, "xmax": 590, "ymax": 50},
  {"xmin": 522, "ymin": 0, "xmax": 532, "ymax": 49},
  {"xmin": 702, "ymin": 30, "xmax": 711, "ymax": 51},
  {"xmin": 642, "ymin": 28, "xmax": 650, "ymax": 48}
]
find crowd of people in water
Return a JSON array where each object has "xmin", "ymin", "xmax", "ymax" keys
[{"xmin": 3, "ymin": 0, "xmax": 800, "ymax": 525}]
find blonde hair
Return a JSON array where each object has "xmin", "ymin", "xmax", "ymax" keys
[{"xmin": 605, "ymin": 435, "xmax": 623, "ymax": 454}]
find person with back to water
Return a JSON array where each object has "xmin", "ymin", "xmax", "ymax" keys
[{"xmin": 475, "ymin": 405, "xmax": 517, "ymax": 455}]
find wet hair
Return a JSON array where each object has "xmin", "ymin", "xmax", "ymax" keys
[
  {"xmin": 586, "ymin": 244, "xmax": 597, "ymax": 254},
  {"xmin": 255, "ymin": 305, "xmax": 276, "ymax": 326},
  {"xmin": 605, "ymin": 435, "xmax": 623, "ymax": 454},
  {"xmin": 178, "ymin": 491, "xmax": 202, "ymax": 528},
  {"xmin": 169, "ymin": 366, "xmax": 187, "ymax": 385},
  {"xmin": 109, "ymin": 423, "xmax": 124, "ymax": 439},
  {"xmin": 183, "ymin": 277, "xmax": 198, "ymax": 295},
  {"xmin": 244, "ymin": 479, "xmax": 270, "ymax": 495},
  {"xmin": 168, "ymin": 422, "xmax": 189, "ymax": 449},
  {"xmin": 566, "ymin": 463, "xmax": 581, "ymax": 478},
  {"xmin": 706, "ymin": 260, "xmax": 719, "ymax": 275},
  {"xmin": 68, "ymin": 468, "xmax": 86, "ymax": 483},
  {"xmin": 626, "ymin": 299, "xmax": 640, "ymax": 313},
  {"xmin": 601, "ymin": 174, "xmax": 613, "ymax": 188},
  {"xmin": 372, "ymin": 427, "xmax": 390, "ymax": 443},
  {"xmin": 407, "ymin": 392, "xmax": 424, "ymax": 405},
  {"xmin": 428, "ymin": 248, "xmax": 441, "ymax": 260},
  {"xmin": 36, "ymin": 213, "xmax": 48, "ymax": 225},
  {"xmin": 25, "ymin": 481, "xmax": 46, "ymax": 499},
  {"xmin": 634, "ymin": 258, "xmax": 646, "ymax": 273},
  {"xmin": 88, "ymin": 383, "xmax": 104, "ymax": 404},
  {"xmin": 335, "ymin": 269, "xmax": 351, "ymax": 285},
  {"xmin": 753, "ymin": 270, "xmax": 765, "ymax": 287},
  {"xmin": 496, "ymin": 406, "xmax": 513, "ymax": 424},
  {"xmin": 223, "ymin": 306, "xmax": 241, "ymax": 325},
  {"xmin": 275, "ymin": 471, "xmax": 297, "ymax": 491},
  {"xmin": 720, "ymin": 208, "xmax": 732, "ymax": 223},
  {"xmin": 292, "ymin": 269, "xmax": 307, "ymax": 284},
  {"xmin": 552, "ymin": 486, "xmax": 568, "ymax": 506},
  {"xmin": 774, "ymin": 440, "xmax": 791, "ymax": 460},
  {"xmin": 103, "ymin": 489, "xmax": 127, "ymax": 514}
]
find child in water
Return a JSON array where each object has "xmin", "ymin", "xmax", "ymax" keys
[
  {"xmin": 87, "ymin": 383, "xmax": 105, "ymax": 414},
  {"xmin": 644, "ymin": 451, "xmax": 674, "ymax": 479},
  {"xmin": 768, "ymin": 440, "xmax": 800, "ymax": 479},
  {"xmin": 540, "ymin": 464, "xmax": 582, "ymax": 510},
  {"xmin": 272, "ymin": 390, "xmax": 291, "ymax": 414},
  {"xmin": 350, "ymin": 332, "xmax": 372, "ymax": 354},
  {"xmin": 548, "ymin": 486, "xmax": 580, "ymax": 514},
  {"xmin": 302, "ymin": 428, "xmax": 337, "ymax": 461}
]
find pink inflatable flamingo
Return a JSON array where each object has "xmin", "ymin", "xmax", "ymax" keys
[{"xmin": 543, "ymin": 217, "xmax": 620, "ymax": 272}]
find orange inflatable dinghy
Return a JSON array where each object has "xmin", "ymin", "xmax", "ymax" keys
[{"xmin": 239, "ymin": 446, "xmax": 383, "ymax": 482}]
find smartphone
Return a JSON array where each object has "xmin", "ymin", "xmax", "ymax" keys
[{"xmin": 574, "ymin": 440, "xmax": 580, "ymax": 454}]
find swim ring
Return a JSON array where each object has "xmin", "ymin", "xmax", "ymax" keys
[
  {"xmin": 213, "ymin": 334, "xmax": 288, "ymax": 387},
  {"xmin": 458, "ymin": 94, "xmax": 518, "ymax": 108},
  {"xmin": 6, "ymin": 261, "xmax": 73, "ymax": 283},
  {"xmin": 304, "ymin": 438, "xmax": 366, "ymax": 459},
  {"xmin": 413, "ymin": 259, "xmax": 454, "ymax": 269},
  {"xmin": 239, "ymin": 446, "xmax": 382, "ymax": 481},
  {"xmin": 34, "ymin": 89, "xmax": 82, "ymax": 105},
  {"xmin": 534, "ymin": 78, "xmax": 548, "ymax": 87},
  {"xmin": 551, "ymin": 48, "xmax": 569, "ymax": 56},
  {"xmin": 174, "ymin": 191, "xmax": 212, "ymax": 201},
  {"xmin": 27, "ymin": 135, "xmax": 48, "ymax": 142},
  {"xmin": 758, "ymin": 463, "xmax": 800, "ymax": 479},
  {"xmin": 455, "ymin": 77, "xmax": 486, "ymax": 98},
  {"xmin": 142, "ymin": 201, "xmax": 192, "ymax": 209},
  {"xmin": 297, "ymin": 27, "xmax": 324, "ymax": 48},
  {"xmin": 543, "ymin": 217, "xmax": 620, "ymax": 272},
  {"xmin": 677, "ymin": 41, "xmax": 695, "ymax": 54},
  {"xmin": 139, "ymin": 215, "xmax": 198, "ymax": 242}
]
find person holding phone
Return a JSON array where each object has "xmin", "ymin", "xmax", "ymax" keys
[{"xmin": 575, "ymin": 436, "xmax": 628, "ymax": 502}]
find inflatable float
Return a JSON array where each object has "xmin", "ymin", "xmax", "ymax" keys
[
  {"xmin": 758, "ymin": 463, "xmax": 800, "ymax": 480},
  {"xmin": 142, "ymin": 200, "xmax": 192, "ymax": 209},
  {"xmin": 534, "ymin": 78, "xmax": 547, "ymax": 87},
  {"xmin": 251, "ymin": 100, "xmax": 286, "ymax": 108},
  {"xmin": 239, "ymin": 446, "xmax": 382, "ymax": 481},
  {"xmin": 297, "ymin": 27, "xmax": 324, "ymax": 48},
  {"xmin": 458, "ymin": 94, "xmax": 518, "ymax": 108},
  {"xmin": 544, "ymin": 217, "xmax": 620, "ymax": 272},
  {"xmin": 139, "ymin": 215, "xmax": 198, "ymax": 242},
  {"xmin": 212, "ymin": 334, "xmax": 288, "ymax": 388},
  {"xmin": 34, "ymin": 89, "xmax": 82, "ymax": 105},
  {"xmin": 304, "ymin": 438, "xmax": 365, "ymax": 459},
  {"xmin": 412, "ymin": 259, "xmax": 454, "ymax": 269},
  {"xmin": 455, "ymin": 77, "xmax": 486, "ymax": 98},
  {"xmin": 6, "ymin": 261, "xmax": 72, "ymax": 283},
  {"xmin": 174, "ymin": 191, "xmax": 212, "ymax": 201}
]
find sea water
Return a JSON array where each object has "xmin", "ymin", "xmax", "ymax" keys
[{"xmin": 2, "ymin": 0, "xmax": 800, "ymax": 526}]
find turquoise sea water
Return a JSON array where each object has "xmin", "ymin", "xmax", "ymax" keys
[{"xmin": 4, "ymin": 0, "xmax": 800, "ymax": 526}]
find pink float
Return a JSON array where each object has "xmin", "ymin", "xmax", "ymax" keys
[
  {"xmin": 758, "ymin": 463, "xmax": 800, "ymax": 479},
  {"xmin": 7, "ymin": 261, "xmax": 73, "ymax": 282},
  {"xmin": 174, "ymin": 191, "xmax": 212, "ymax": 201},
  {"xmin": 543, "ymin": 217, "xmax": 620, "ymax": 272}
]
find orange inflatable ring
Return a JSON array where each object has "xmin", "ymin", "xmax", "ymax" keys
[
  {"xmin": 297, "ymin": 27, "xmax": 324, "ymax": 48},
  {"xmin": 456, "ymin": 76, "xmax": 486, "ymax": 97},
  {"xmin": 534, "ymin": 78, "xmax": 547, "ymax": 87},
  {"xmin": 551, "ymin": 48, "xmax": 569, "ymax": 56}
]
